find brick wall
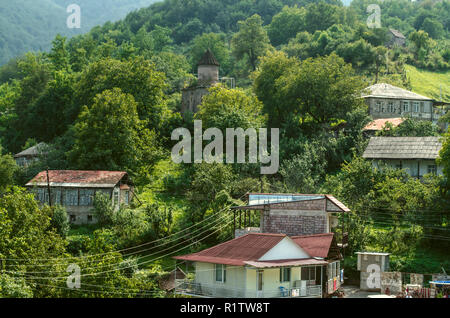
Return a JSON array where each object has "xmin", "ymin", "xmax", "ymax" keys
[{"xmin": 262, "ymin": 211, "xmax": 327, "ymax": 236}]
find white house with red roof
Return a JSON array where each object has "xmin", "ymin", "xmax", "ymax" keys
[
  {"xmin": 173, "ymin": 232, "xmax": 342, "ymax": 298},
  {"xmin": 26, "ymin": 170, "xmax": 133, "ymax": 224}
]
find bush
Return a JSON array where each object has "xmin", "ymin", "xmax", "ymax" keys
[{"xmin": 51, "ymin": 205, "xmax": 70, "ymax": 238}]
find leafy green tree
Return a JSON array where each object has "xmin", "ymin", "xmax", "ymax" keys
[
  {"xmin": 50, "ymin": 205, "xmax": 70, "ymax": 238},
  {"xmin": 421, "ymin": 18, "xmax": 445, "ymax": 39},
  {"xmin": 231, "ymin": 14, "xmax": 272, "ymax": 71},
  {"xmin": 0, "ymin": 275, "xmax": 33, "ymax": 298},
  {"xmin": 47, "ymin": 35, "xmax": 70, "ymax": 71},
  {"xmin": 71, "ymin": 57, "xmax": 168, "ymax": 130},
  {"xmin": 304, "ymin": 1, "xmax": 340, "ymax": 33},
  {"xmin": 279, "ymin": 53, "xmax": 366, "ymax": 126},
  {"xmin": 438, "ymin": 128, "xmax": 450, "ymax": 187},
  {"xmin": 267, "ymin": 6, "xmax": 306, "ymax": 46},
  {"xmin": 377, "ymin": 118, "xmax": 440, "ymax": 137},
  {"xmin": 196, "ymin": 86, "xmax": 266, "ymax": 131},
  {"xmin": 68, "ymin": 88, "xmax": 162, "ymax": 180},
  {"xmin": 0, "ymin": 147, "xmax": 17, "ymax": 192}
]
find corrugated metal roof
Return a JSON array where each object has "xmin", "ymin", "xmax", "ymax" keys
[
  {"xmin": 291, "ymin": 233, "xmax": 335, "ymax": 259},
  {"xmin": 14, "ymin": 142, "xmax": 48, "ymax": 158},
  {"xmin": 197, "ymin": 49, "xmax": 220, "ymax": 66},
  {"xmin": 362, "ymin": 83, "xmax": 433, "ymax": 101},
  {"xmin": 363, "ymin": 118, "xmax": 405, "ymax": 131},
  {"xmin": 362, "ymin": 137, "xmax": 442, "ymax": 160},
  {"xmin": 26, "ymin": 170, "xmax": 127, "ymax": 188},
  {"xmin": 174, "ymin": 233, "xmax": 336, "ymax": 266}
]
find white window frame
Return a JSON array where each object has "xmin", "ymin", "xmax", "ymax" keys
[
  {"xmin": 280, "ymin": 267, "xmax": 291, "ymax": 283},
  {"xmin": 403, "ymin": 101, "xmax": 410, "ymax": 112},
  {"xmin": 413, "ymin": 101, "xmax": 420, "ymax": 113}
]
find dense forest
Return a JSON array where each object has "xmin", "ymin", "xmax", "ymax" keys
[
  {"xmin": 0, "ymin": 0, "xmax": 159, "ymax": 65},
  {"xmin": 0, "ymin": 0, "xmax": 449, "ymax": 297}
]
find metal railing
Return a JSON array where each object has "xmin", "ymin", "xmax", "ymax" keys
[{"xmin": 175, "ymin": 280, "xmax": 322, "ymax": 298}]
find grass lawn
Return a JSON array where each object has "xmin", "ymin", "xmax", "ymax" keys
[{"xmin": 405, "ymin": 64, "xmax": 450, "ymax": 102}]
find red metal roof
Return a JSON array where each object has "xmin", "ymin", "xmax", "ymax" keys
[
  {"xmin": 363, "ymin": 118, "xmax": 404, "ymax": 131},
  {"xmin": 26, "ymin": 170, "xmax": 127, "ymax": 187},
  {"xmin": 174, "ymin": 233, "xmax": 286, "ymax": 266},
  {"xmin": 174, "ymin": 233, "xmax": 336, "ymax": 266},
  {"xmin": 291, "ymin": 233, "xmax": 334, "ymax": 259}
]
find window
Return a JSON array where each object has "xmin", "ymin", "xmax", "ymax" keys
[
  {"xmin": 65, "ymin": 189, "xmax": 78, "ymax": 206},
  {"xmin": 332, "ymin": 262, "xmax": 337, "ymax": 278},
  {"xmin": 113, "ymin": 189, "xmax": 119, "ymax": 206},
  {"xmin": 215, "ymin": 264, "xmax": 226, "ymax": 283},
  {"xmin": 380, "ymin": 102, "xmax": 386, "ymax": 113},
  {"xmin": 280, "ymin": 268, "xmax": 291, "ymax": 282},
  {"xmin": 301, "ymin": 266, "xmax": 316, "ymax": 282},
  {"xmin": 388, "ymin": 102, "xmax": 394, "ymax": 113},
  {"xmin": 428, "ymin": 165, "xmax": 437, "ymax": 175},
  {"xmin": 403, "ymin": 101, "xmax": 410, "ymax": 112},
  {"xmin": 79, "ymin": 189, "xmax": 94, "ymax": 206},
  {"xmin": 413, "ymin": 102, "xmax": 419, "ymax": 112},
  {"xmin": 87, "ymin": 215, "xmax": 93, "ymax": 222},
  {"xmin": 70, "ymin": 215, "xmax": 76, "ymax": 222},
  {"xmin": 124, "ymin": 191, "xmax": 130, "ymax": 205},
  {"xmin": 420, "ymin": 102, "xmax": 425, "ymax": 112},
  {"xmin": 375, "ymin": 101, "xmax": 381, "ymax": 112}
]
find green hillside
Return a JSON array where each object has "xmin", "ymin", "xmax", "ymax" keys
[
  {"xmin": 405, "ymin": 64, "xmax": 450, "ymax": 102},
  {"xmin": 0, "ymin": 0, "xmax": 159, "ymax": 65}
]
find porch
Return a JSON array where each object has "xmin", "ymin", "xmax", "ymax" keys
[{"xmin": 174, "ymin": 279, "xmax": 322, "ymax": 298}]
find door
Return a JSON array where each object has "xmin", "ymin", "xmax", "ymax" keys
[{"xmin": 257, "ymin": 270, "xmax": 264, "ymax": 297}]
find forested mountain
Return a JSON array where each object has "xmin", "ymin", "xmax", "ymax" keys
[
  {"xmin": 0, "ymin": 0, "xmax": 159, "ymax": 65},
  {"xmin": 0, "ymin": 0, "xmax": 449, "ymax": 298}
]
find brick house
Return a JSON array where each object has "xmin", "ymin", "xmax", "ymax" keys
[
  {"xmin": 231, "ymin": 193, "xmax": 350, "ymax": 238},
  {"xmin": 26, "ymin": 170, "xmax": 133, "ymax": 224}
]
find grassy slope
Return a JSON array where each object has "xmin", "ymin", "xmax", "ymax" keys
[{"xmin": 405, "ymin": 64, "xmax": 450, "ymax": 103}]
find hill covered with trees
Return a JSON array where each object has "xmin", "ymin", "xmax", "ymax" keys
[
  {"xmin": 0, "ymin": 0, "xmax": 159, "ymax": 65},
  {"xmin": 0, "ymin": 0, "xmax": 449, "ymax": 298}
]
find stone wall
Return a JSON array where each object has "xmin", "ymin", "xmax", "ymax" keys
[{"xmin": 381, "ymin": 272, "xmax": 402, "ymax": 295}]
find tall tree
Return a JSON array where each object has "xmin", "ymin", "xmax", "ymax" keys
[{"xmin": 231, "ymin": 14, "xmax": 272, "ymax": 71}]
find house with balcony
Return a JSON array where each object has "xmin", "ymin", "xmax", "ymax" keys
[
  {"xmin": 26, "ymin": 170, "xmax": 133, "ymax": 224},
  {"xmin": 173, "ymin": 232, "xmax": 342, "ymax": 298},
  {"xmin": 362, "ymin": 136, "xmax": 443, "ymax": 178}
]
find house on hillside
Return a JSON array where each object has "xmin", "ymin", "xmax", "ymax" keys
[
  {"xmin": 231, "ymin": 193, "xmax": 350, "ymax": 238},
  {"xmin": 386, "ymin": 28, "xmax": 406, "ymax": 48},
  {"xmin": 363, "ymin": 118, "xmax": 405, "ymax": 136},
  {"xmin": 14, "ymin": 142, "xmax": 48, "ymax": 167},
  {"xmin": 173, "ymin": 232, "xmax": 342, "ymax": 298},
  {"xmin": 26, "ymin": 170, "xmax": 133, "ymax": 224},
  {"xmin": 362, "ymin": 83, "xmax": 448, "ymax": 127},
  {"xmin": 362, "ymin": 136, "xmax": 443, "ymax": 178}
]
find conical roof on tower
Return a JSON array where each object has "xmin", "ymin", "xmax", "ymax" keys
[{"xmin": 197, "ymin": 49, "xmax": 220, "ymax": 66}]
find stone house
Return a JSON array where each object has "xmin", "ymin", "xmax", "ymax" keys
[
  {"xmin": 362, "ymin": 136, "xmax": 443, "ymax": 178},
  {"xmin": 181, "ymin": 49, "xmax": 220, "ymax": 114},
  {"xmin": 173, "ymin": 232, "xmax": 342, "ymax": 298},
  {"xmin": 26, "ymin": 170, "xmax": 133, "ymax": 224},
  {"xmin": 14, "ymin": 142, "xmax": 48, "ymax": 167},
  {"xmin": 231, "ymin": 193, "xmax": 350, "ymax": 238},
  {"xmin": 386, "ymin": 28, "xmax": 406, "ymax": 48},
  {"xmin": 362, "ymin": 83, "xmax": 447, "ymax": 126}
]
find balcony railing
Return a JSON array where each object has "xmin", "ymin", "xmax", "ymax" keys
[{"xmin": 175, "ymin": 280, "xmax": 322, "ymax": 298}]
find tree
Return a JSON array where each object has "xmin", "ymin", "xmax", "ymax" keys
[
  {"xmin": 421, "ymin": 18, "xmax": 445, "ymax": 39},
  {"xmin": 71, "ymin": 57, "xmax": 168, "ymax": 130},
  {"xmin": 196, "ymin": 86, "xmax": 266, "ymax": 131},
  {"xmin": 267, "ymin": 6, "xmax": 306, "ymax": 47},
  {"xmin": 438, "ymin": 128, "xmax": 450, "ymax": 187},
  {"xmin": 279, "ymin": 53, "xmax": 366, "ymax": 126},
  {"xmin": 68, "ymin": 88, "xmax": 162, "ymax": 181},
  {"xmin": 252, "ymin": 50, "xmax": 299, "ymax": 127},
  {"xmin": 377, "ymin": 118, "xmax": 440, "ymax": 137},
  {"xmin": 0, "ymin": 147, "xmax": 17, "ymax": 192},
  {"xmin": 231, "ymin": 14, "xmax": 272, "ymax": 71},
  {"xmin": 50, "ymin": 205, "xmax": 70, "ymax": 239},
  {"xmin": 304, "ymin": 1, "xmax": 340, "ymax": 34},
  {"xmin": 47, "ymin": 35, "xmax": 70, "ymax": 71}
]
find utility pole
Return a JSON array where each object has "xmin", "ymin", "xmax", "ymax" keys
[{"xmin": 46, "ymin": 167, "xmax": 52, "ymax": 207}]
